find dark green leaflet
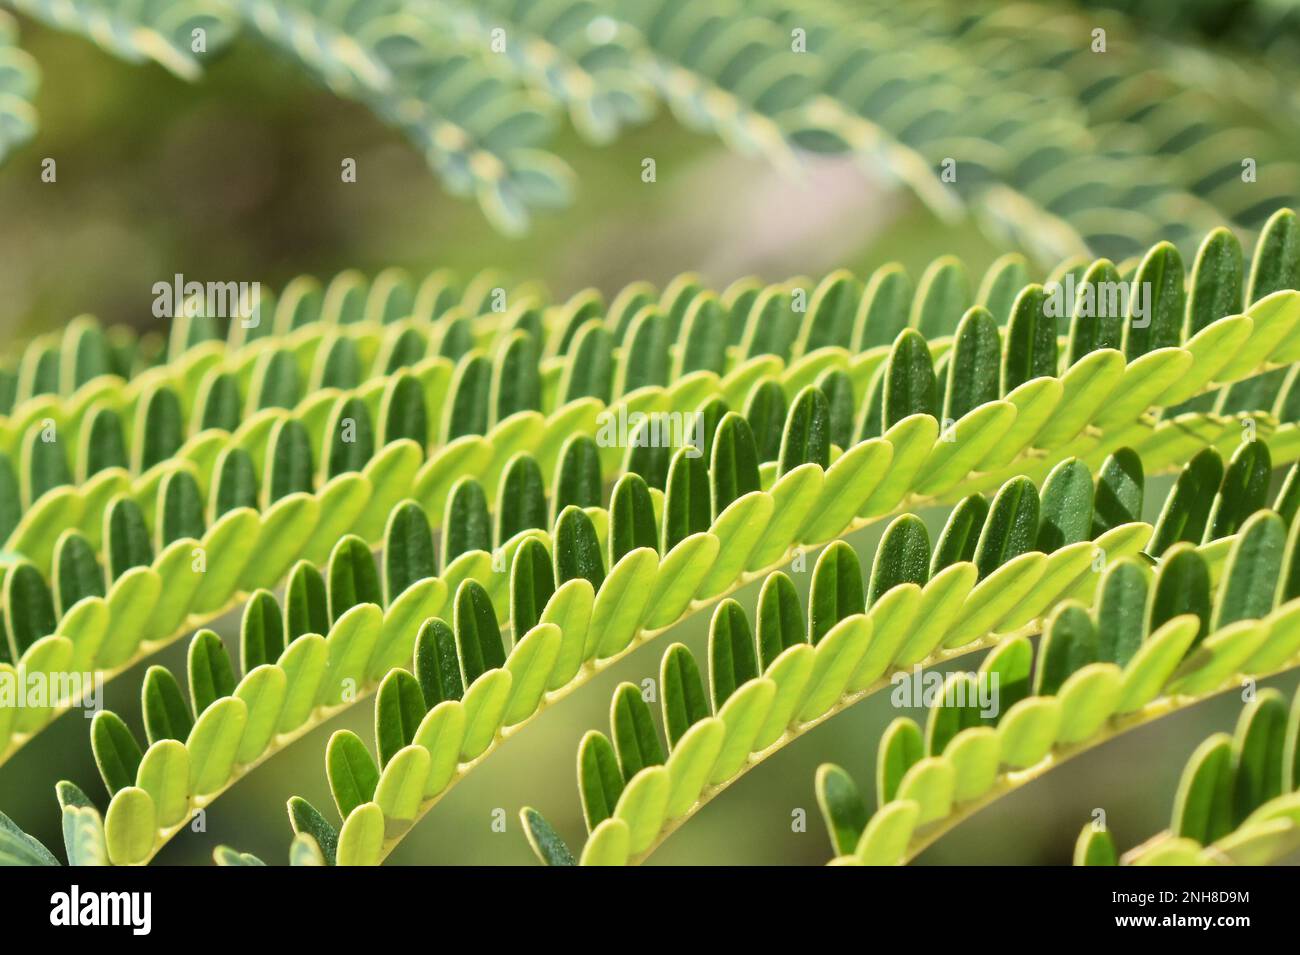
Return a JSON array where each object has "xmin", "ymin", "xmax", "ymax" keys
[
  {"xmin": 251, "ymin": 350, "xmax": 301, "ymax": 411},
  {"xmin": 809, "ymin": 542, "xmax": 865, "ymax": 645},
  {"xmin": 445, "ymin": 354, "xmax": 492, "ymax": 439},
  {"xmin": 1172, "ymin": 734, "xmax": 1234, "ymax": 844},
  {"xmin": 379, "ymin": 373, "xmax": 428, "ymax": 447},
  {"xmin": 1204, "ymin": 441, "xmax": 1271, "ymax": 542},
  {"xmin": 817, "ymin": 764, "xmax": 869, "ymax": 855},
  {"xmin": 610, "ymin": 683, "xmax": 665, "ymax": 780},
  {"xmin": 677, "ymin": 295, "xmax": 728, "ymax": 375},
  {"xmin": 710, "ymin": 413, "xmax": 760, "ymax": 518},
  {"xmin": 316, "ymin": 336, "xmax": 362, "ymax": 390},
  {"xmin": 142, "ymin": 665, "xmax": 195, "ymax": 743},
  {"xmin": 454, "ymin": 580, "xmax": 505, "ymax": 683},
  {"xmin": 375, "ymin": 669, "xmax": 427, "ymax": 767},
  {"xmin": 414, "ymin": 618, "xmax": 464, "ymax": 706},
  {"xmin": 91, "ymin": 711, "xmax": 143, "ymax": 797},
  {"xmin": 1001, "ymin": 285, "xmax": 1056, "ymax": 394},
  {"xmin": 384, "ymin": 501, "xmax": 436, "ymax": 602},
  {"xmin": 496, "ymin": 454, "xmax": 548, "ymax": 545},
  {"xmin": 695, "ymin": 398, "xmax": 730, "ymax": 468},
  {"xmin": 198, "ymin": 371, "xmax": 243, "ymax": 431},
  {"xmin": 912, "ymin": 256, "xmax": 970, "ymax": 338},
  {"xmin": 609, "ymin": 473, "xmax": 659, "ymax": 562},
  {"xmin": 159, "ymin": 470, "xmax": 205, "ymax": 545},
  {"xmin": 624, "ymin": 422, "xmax": 671, "ymax": 491},
  {"xmin": 708, "ymin": 600, "xmax": 759, "ymax": 710},
  {"xmin": 327, "ymin": 730, "xmax": 379, "ymax": 819},
  {"xmin": 943, "ymin": 307, "xmax": 1000, "ymax": 422},
  {"xmin": 1122, "ymin": 242, "xmax": 1185, "ymax": 359},
  {"xmin": 1034, "ymin": 604, "xmax": 1098, "ymax": 696},
  {"xmin": 620, "ymin": 307, "xmax": 670, "ymax": 392},
  {"xmin": 559, "ymin": 322, "xmax": 613, "ymax": 404},
  {"xmin": 187, "ymin": 629, "xmax": 236, "ymax": 717},
  {"xmin": 106, "ymin": 496, "xmax": 153, "ymax": 580},
  {"xmin": 1036, "ymin": 458, "xmax": 1093, "ymax": 552},
  {"xmin": 660, "ymin": 643, "xmax": 710, "ymax": 747},
  {"xmin": 779, "ymin": 385, "xmax": 831, "ymax": 474},
  {"xmin": 1231, "ymin": 691, "xmax": 1289, "ymax": 825},
  {"xmin": 1246, "ymin": 208, "xmax": 1300, "ymax": 302},
  {"xmin": 868, "ymin": 515, "xmax": 930, "ymax": 606},
  {"xmin": 327, "ymin": 536, "xmax": 382, "ymax": 623},
  {"xmin": 804, "ymin": 270, "xmax": 862, "ymax": 352},
  {"xmin": 553, "ymin": 436, "xmax": 603, "ymax": 520},
  {"xmin": 382, "ymin": 327, "xmax": 426, "ymax": 373},
  {"xmin": 578, "ymin": 731, "xmax": 624, "ymax": 830},
  {"xmin": 1066, "ymin": 259, "xmax": 1126, "ymax": 364},
  {"xmin": 491, "ymin": 331, "xmax": 542, "ymax": 423},
  {"xmin": 443, "ymin": 478, "xmax": 491, "ymax": 563},
  {"xmin": 1212, "ymin": 511, "xmax": 1286, "ymax": 630},
  {"xmin": 554, "ymin": 505, "xmax": 606, "ymax": 592},
  {"xmin": 1185, "ymin": 228, "xmax": 1243, "ymax": 337},
  {"xmin": 1092, "ymin": 448, "xmax": 1144, "ymax": 536},
  {"xmin": 241, "ymin": 589, "xmax": 285, "ymax": 672},
  {"xmin": 757, "ymin": 572, "xmax": 804, "ymax": 671},
  {"xmin": 54, "ymin": 531, "xmax": 104, "ymax": 615},
  {"xmin": 267, "ymin": 419, "xmax": 315, "ymax": 502},
  {"xmin": 136, "ymin": 386, "xmax": 183, "ymax": 471},
  {"xmin": 213, "ymin": 448, "xmax": 258, "ymax": 517},
  {"xmin": 83, "ymin": 406, "xmax": 128, "ymax": 477},
  {"xmin": 812, "ymin": 366, "xmax": 852, "ymax": 446},
  {"xmin": 744, "ymin": 379, "xmax": 788, "ymax": 462},
  {"xmin": 289, "ymin": 797, "xmax": 339, "ymax": 866},
  {"xmin": 521, "ymin": 807, "xmax": 576, "ymax": 866},
  {"xmin": 877, "ymin": 719, "xmax": 924, "ymax": 804},
  {"xmin": 854, "ymin": 265, "xmax": 911, "ymax": 350},
  {"xmin": 510, "ymin": 537, "xmax": 555, "ymax": 638},
  {"xmin": 1148, "ymin": 545, "xmax": 1212, "ymax": 644},
  {"xmin": 4, "ymin": 562, "xmax": 56, "ymax": 658},
  {"xmin": 286, "ymin": 561, "xmax": 329, "ymax": 641},
  {"xmin": 326, "ymin": 397, "xmax": 375, "ymax": 478},
  {"xmin": 930, "ymin": 494, "xmax": 988, "ymax": 577},
  {"xmin": 883, "ymin": 330, "xmax": 938, "ymax": 427},
  {"xmin": 1094, "ymin": 560, "xmax": 1148, "ymax": 667},
  {"xmin": 1149, "ymin": 448, "xmax": 1224, "ymax": 555},
  {"xmin": 973, "ymin": 477, "xmax": 1039, "ymax": 580},
  {"xmin": 977, "ymin": 254, "xmax": 1029, "ymax": 328},
  {"xmin": 0, "ymin": 454, "xmax": 16, "ymax": 543},
  {"xmin": 663, "ymin": 448, "xmax": 710, "ymax": 551},
  {"xmin": 24, "ymin": 427, "xmax": 71, "ymax": 502}
]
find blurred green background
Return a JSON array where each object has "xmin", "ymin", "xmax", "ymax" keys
[{"xmin": 2, "ymin": 16, "xmax": 1296, "ymax": 867}]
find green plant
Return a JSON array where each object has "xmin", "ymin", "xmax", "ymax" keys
[
  {"xmin": 2, "ymin": 0, "xmax": 1297, "ymax": 248},
  {"xmin": 1075, "ymin": 684, "xmax": 1300, "ymax": 866},
  {"xmin": 3, "ymin": 205, "xmax": 1300, "ymax": 865},
  {"xmin": 14, "ymin": 0, "xmax": 1300, "ymax": 887}
]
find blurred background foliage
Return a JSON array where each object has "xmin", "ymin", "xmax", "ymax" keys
[{"xmin": 3, "ymin": 0, "xmax": 1300, "ymax": 865}]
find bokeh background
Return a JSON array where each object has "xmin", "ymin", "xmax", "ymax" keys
[{"xmin": 2, "ymin": 12, "xmax": 1298, "ymax": 866}]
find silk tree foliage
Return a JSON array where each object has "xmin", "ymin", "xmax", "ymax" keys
[
  {"xmin": 518, "ymin": 443, "xmax": 1300, "ymax": 865},
  {"xmin": 812, "ymin": 493, "xmax": 1300, "ymax": 865},
  {"xmin": 0, "ymin": 0, "xmax": 1296, "ymax": 250},
  {"xmin": 8, "ymin": 210, "xmax": 1300, "ymax": 866},
  {"xmin": 1077, "ymin": 685, "xmax": 1300, "ymax": 866},
  {"xmin": 0, "ymin": 10, "xmax": 35, "ymax": 164},
  {"xmin": 2, "ymin": 210, "xmax": 1299, "ymax": 772}
]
